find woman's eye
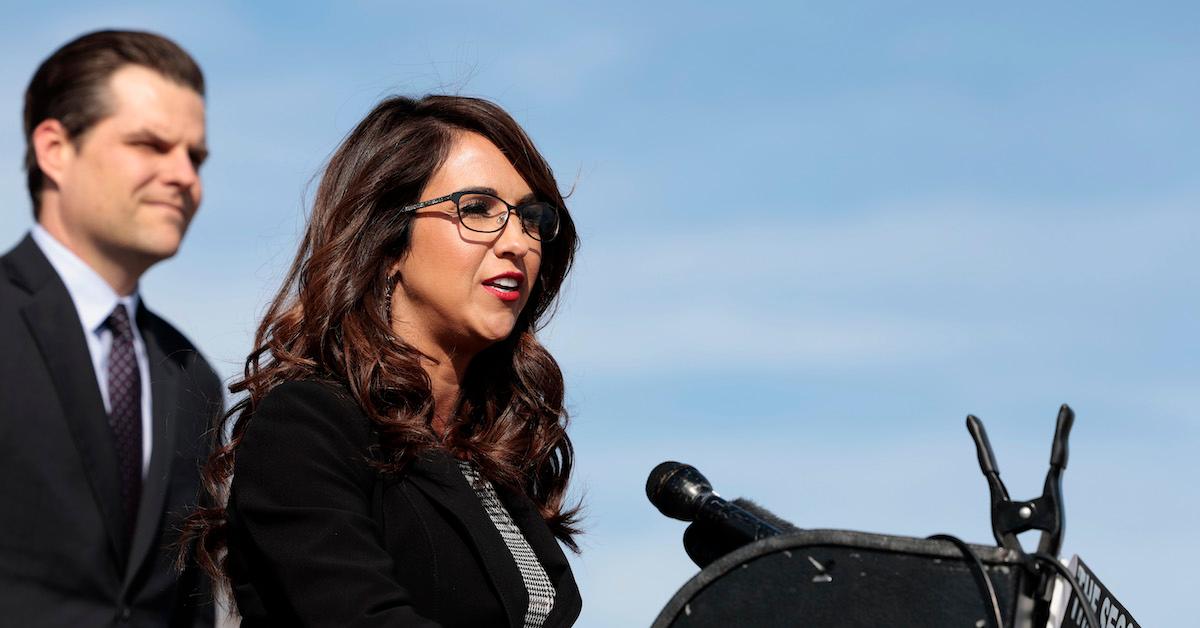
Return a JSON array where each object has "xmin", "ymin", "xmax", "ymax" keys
[{"xmin": 459, "ymin": 201, "xmax": 493, "ymax": 216}]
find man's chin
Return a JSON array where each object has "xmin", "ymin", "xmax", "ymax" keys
[{"xmin": 133, "ymin": 235, "xmax": 185, "ymax": 263}]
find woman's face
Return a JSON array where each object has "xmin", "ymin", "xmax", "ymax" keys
[{"xmin": 390, "ymin": 131, "xmax": 544, "ymax": 359}]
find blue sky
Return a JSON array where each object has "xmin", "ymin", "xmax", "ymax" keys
[{"xmin": 1, "ymin": 2, "xmax": 1196, "ymax": 625}]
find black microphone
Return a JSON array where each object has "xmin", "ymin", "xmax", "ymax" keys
[
  {"xmin": 682, "ymin": 498, "xmax": 799, "ymax": 567},
  {"xmin": 647, "ymin": 462, "xmax": 785, "ymax": 567}
]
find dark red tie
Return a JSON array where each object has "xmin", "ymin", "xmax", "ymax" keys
[{"xmin": 106, "ymin": 304, "xmax": 142, "ymax": 541}]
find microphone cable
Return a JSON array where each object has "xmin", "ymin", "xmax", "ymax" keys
[
  {"xmin": 1031, "ymin": 552, "xmax": 1102, "ymax": 628},
  {"xmin": 927, "ymin": 534, "xmax": 1004, "ymax": 628},
  {"xmin": 924, "ymin": 536, "xmax": 1104, "ymax": 628}
]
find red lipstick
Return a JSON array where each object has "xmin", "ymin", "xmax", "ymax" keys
[{"xmin": 482, "ymin": 271, "xmax": 525, "ymax": 302}]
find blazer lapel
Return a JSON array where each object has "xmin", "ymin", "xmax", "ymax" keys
[
  {"xmin": 122, "ymin": 303, "xmax": 182, "ymax": 591},
  {"xmin": 494, "ymin": 484, "xmax": 582, "ymax": 628},
  {"xmin": 406, "ymin": 452, "xmax": 527, "ymax": 628},
  {"xmin": 6, "ymin": 236, "xmax": 127, "ymax": 567}
]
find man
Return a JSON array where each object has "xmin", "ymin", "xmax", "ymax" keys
[{"xmin": 0, "ymin": 30, "xmax": 221, "ymax": 626}]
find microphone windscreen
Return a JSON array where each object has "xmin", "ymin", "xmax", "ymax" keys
[
  {"xmin": 732, "ymin": 498, "xmax": 799, "ymax": 533},
  {"xmin": 682, "ymin": 497, "xmax": 799, "ymax": 568}
]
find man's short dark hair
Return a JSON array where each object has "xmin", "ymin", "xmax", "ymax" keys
[{"xmin": 23, "ymin": 29, "xmax": 205, "ymax": 214}]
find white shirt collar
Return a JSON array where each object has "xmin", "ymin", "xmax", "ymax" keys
[{"xmin": 30, "ymin": 225, "xmax": 141, "ymax": 333}]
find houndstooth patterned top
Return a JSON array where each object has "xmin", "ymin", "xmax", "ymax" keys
[{"xmin": 458, "ymin": 460, "xmax": 555, "ymax": 628}]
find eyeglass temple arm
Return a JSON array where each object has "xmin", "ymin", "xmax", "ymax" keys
[{"xmin": 398, "ymin": 193, "xmax": 456, "ymax": 214}]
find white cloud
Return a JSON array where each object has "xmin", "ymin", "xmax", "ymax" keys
[{"xmin": 543, "ymin": 200, "xmax": 1198, "ymax": 376}]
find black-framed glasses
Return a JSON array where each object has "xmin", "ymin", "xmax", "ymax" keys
[{"xmin": 398, "ymin": 190, "xmax": 561, "ymax": 242}]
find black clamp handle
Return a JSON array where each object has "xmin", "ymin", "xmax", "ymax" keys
[{"xmin": 966, "ymin": 404, "xmax": 1074, "ymax": 559}]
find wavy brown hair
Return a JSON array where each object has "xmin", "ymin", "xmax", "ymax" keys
[{"xmin": 180, "ymin": 95, "xmax": 580, "ymax": 587}]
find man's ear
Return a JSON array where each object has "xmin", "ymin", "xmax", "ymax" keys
[{"xmin": 31, "ymin": 119, "xmax": 74, "ymax": 190}]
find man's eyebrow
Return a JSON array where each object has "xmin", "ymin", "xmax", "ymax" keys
[
  {"xmin": 124, "ymin": 129, "xmax": 169, "ymax": 144},
  {"xmin": 124, "ymin": 129, "xmax": 208, "ymax": 165}
]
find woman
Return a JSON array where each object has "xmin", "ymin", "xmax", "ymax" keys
[{"xmin": 183, "ymin": 95, "xmax": 581, "ymax": 627}]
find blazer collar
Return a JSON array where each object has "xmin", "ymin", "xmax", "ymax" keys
[
  {"xmin": 405, "ymin": 451, "xmax": 580, "ymax": 628},
  {"xmin": 491, "ymin": 479, "xmax": 582, "ymax": 627},
  {"xmin": 29, "ymin": 225, "xmax": 141, "ymax": 334},
  {"xmin": 121, "ymin": 300, "xmax": 183, "ymax": 592},
  {"xmin": 6, "ymin": 235, "xmax": 128, "ymax": 566}
]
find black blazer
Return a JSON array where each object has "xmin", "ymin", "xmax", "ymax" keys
[
  {"xmin": 0, "ymin": 235, "xmax": 222, "ymax": 627},
  {"xmin": 227, "ymin": 379, "xmax": 582, "ymax": 627}
]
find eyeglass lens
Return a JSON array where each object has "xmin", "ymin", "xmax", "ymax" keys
[{"xmin": 456, "ymin": 193, "xmax": 559, "ymax": 241}]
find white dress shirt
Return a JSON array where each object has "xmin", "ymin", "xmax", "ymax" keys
[{"xmin": 31, "ymin": 225, "xmax": 153, "ymax": 475}]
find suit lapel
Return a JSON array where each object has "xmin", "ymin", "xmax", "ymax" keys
[
  {"xmin": 123, "ymin": 303, "xmax": 182, "ymax": 591},
  {"xmin": 6, "ymin": 236, "xmax": 127, "ymax": 566},
  {"xmin": 406, "ymin": 452, "xmax": 527, "ymax": 628},
  {"xmin": 494, "ymin": 484, "xmax": 581, "ymax": 627}
]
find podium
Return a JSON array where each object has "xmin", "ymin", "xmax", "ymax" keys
[
  {"xmin": 647, "ymin": 406, "xmax": 1111, "ymax": 628},
  {"xmin": 652, "ymin": 529, "xmax": 1026, "ymax": 627}
]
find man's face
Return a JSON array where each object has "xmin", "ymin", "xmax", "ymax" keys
[{"xmin": 54, "ymin": 64, "xmax": 206, "ymax": 275}]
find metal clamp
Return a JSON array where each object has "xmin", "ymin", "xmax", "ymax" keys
[
  {"xmin": 967, "ymin": 404, "xmax": 1076, "ymax": 627},
  {"xmin": 966, "ymin": 404, "xmax": 1073, "ymax": 559}
]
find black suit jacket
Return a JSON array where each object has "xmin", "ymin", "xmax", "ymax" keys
[
  {"xmin": 0, "ymin": 235, "xmax": 222, "ymax": 627},
  {"xmin": 227, "ymin": 380, "xmax": 582, "ymax": 627}
]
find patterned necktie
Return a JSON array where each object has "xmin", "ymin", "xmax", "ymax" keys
[{"xmin": 105, "ymin": 303, "xmax": 142, "ymax": 542}]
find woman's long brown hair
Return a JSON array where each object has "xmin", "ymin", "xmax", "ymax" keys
[{"xmin": 179, "ymin": 95, "xmax": 580, "ymax": 587}]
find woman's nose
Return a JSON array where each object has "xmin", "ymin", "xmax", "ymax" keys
[{"xmin": 493, "ymin": 211, "xmax": 534, "ymax": 258}]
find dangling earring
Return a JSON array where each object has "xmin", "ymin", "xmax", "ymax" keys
[
  {"xmin": 384, "ymin": 274, "xmax": 395, "ymax": 316},
  {"xmin": 384, "ymin": 273, "xmax": 399, "ymax": 341}
]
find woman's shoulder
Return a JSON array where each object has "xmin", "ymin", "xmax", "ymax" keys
[
  {"xmin": 240, "ymin": 378, "xmax": 375, "ymax": 456},
  {"xmin": 231, "ymin": 379, "xmax": 383, "ymax": 520},
  {"xmin": 255, "ymin": 378, "xmax": 360, "ymax": 415}
]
